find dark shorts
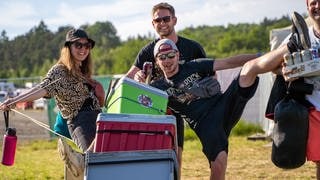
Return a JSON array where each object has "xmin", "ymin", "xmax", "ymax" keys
[
  {"xmin": 196, "ymin": 77, "xmax": 259, "ymax": 162},
  {"xmin": 67, "ymin": 110, "xmax": 100, "ymax": 152}
]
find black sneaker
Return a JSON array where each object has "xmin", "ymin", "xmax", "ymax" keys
[{"xmin": 287, "ymin": 11, "xmax": 311, "ymax": 53}]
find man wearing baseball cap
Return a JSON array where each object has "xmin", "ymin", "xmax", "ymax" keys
[{"xmin": 149, "ymin": 33, "xmax": 303, "ymax": 178}]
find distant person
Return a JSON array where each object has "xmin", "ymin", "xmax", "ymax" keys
[
  {"xmin": 126, "ymin": 2, "xmax": 206, "ymax": 176},
  {"xmin": 0, "ymin": 28, "xmax": 104, "ymax": 178},
  {"xmin": 7, "ymin": 88, "xmax": 14, "ymax": 98}
]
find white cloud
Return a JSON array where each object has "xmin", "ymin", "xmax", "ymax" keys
[{"xmin": 0, "ymin": 2, "xmax": 36, "ymax": 27}]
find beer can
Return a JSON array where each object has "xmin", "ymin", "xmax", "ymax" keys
[
  {"xmin": 301, "ymin": 49, "xmax": 312, "ymax": 62},
  {"xmin": 143, "ymin": 62, "xmax": 153, "ymax": 84},
  {"xmin": 292, "ymin": 52, "xmax": 302, "ymax": 64},
  {"xmin": 283, "ymin": 53, "xmax": 294, "ymax": 66},
  {"xmin": 143, "ymin": 62, "xmax": 153, "ymax": 75}
]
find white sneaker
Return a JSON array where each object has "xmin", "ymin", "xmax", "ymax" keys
[{"xmin": 57, "ymin": 138, "xmax": 84, "ymax": 177}]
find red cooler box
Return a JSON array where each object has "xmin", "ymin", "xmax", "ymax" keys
[{"xmin": 94, "ymin": 113, "xmax": 177, "ymax": 153}]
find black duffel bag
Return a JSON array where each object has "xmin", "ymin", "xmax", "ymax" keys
[{"xmin": 271, "ymin": 94, "xmax": 309, "ymax": 169}]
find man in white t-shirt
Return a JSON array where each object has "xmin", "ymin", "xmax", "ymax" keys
[
  {"xmin": 296, "ymin": 1, "xmax": 320, "ymax": 177},
  {"xmin": 280, "ymin": 1, "xmax": 320, "ymax": 178}
]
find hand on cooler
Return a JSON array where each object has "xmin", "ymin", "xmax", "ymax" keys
[{"xmin": 134, "ymin": 70, "xmax": 146, "ymax": 83}]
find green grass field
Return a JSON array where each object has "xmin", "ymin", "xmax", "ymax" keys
[{"xmin": 0, "ymin": 121, "xmax": 315, "ymax": 179}]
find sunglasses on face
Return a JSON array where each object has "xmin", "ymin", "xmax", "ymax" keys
[
  {"xmin": 157, "ymin": 52, "xmax": 176, "ymax": 61},
  {"xmin": 153, "ymin": 16, "xmax": 171, "ymax": 23},
  {"xmin": 72, "ymin": 42, "xmax": 92, "ymax": 50}
]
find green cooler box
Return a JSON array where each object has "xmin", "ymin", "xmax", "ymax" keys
[{"xmin": 106, "ymin": 77, "xmax": 168, "ymax": 115}]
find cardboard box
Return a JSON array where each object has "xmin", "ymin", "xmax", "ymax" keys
[
  {"xmin": 105, "ymin": 77, "xmax": 168, "ymax": 115},
  {"xmin": 94, "ymin": 113, "xmax": 177, "ymax": 153},
  {"xmin": 286, "ymin": 58, "xmax": 320, "ymax": 79},
  {"xmin": 85, "ymin": 150, "xmax": 178, "ymax": 180}
]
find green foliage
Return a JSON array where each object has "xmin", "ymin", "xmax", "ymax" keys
[
  {"xmin": 230, "ymin": 120, "xmax": 264, "ymax": 136},
  {"xmin": 0, "ymin": 16, "xmax": 291, "ymax": 78},
  {"xmin": 85, "ymin": 21, "xmax": 121, "ymax": 50},
  {"xmin": 109, "ymin": 37, "xmax": 152, "ymax": 74},
  {"xmin": 179, "ymin": 23, "xmax": 271, "ymax": 58},
  {"xmin": 184, "ymin": 125, "xmax": 198, "ymax": 141},
  {"xmin": 0, "ymin": 140, "xmax": 63, "ymax": 179},
  {"xmin": 184, "ymin": 120, "xmax": 264, "ymax": 141}
]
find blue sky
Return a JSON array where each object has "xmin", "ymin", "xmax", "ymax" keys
[{"xmin": 0, "ymin": 0, "xmax": 307, "ymax": 41}]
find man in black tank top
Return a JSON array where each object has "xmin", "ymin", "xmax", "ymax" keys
[
  {"xmin": 126, "ymin": 3, "xmax": 206, "ymax": 177},
  {"xmin": 150, "ymin": 38, "xmax": 293, "ymax": 179}
]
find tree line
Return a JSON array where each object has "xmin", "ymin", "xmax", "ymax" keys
[{"xmin": 0, "ymin": 15, "xmax": 293, "ymax": 79}]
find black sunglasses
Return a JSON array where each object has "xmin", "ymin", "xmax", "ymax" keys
[
  {"xmin": 153, "ymin": 16, "xmax": 171, "ymax": 23},
  {"xmin": 157, "ymin": 52, "xmax": 176, "ymax": 61},
  {"xmin": 72, "ymin": 42, "xmax": 92, "ymax": 50}
]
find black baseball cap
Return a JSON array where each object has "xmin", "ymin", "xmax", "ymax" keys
[{"xmin": 64, "ymin": 28, "xmax": 95, "ymax": 48}]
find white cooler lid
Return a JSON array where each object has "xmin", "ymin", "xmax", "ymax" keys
[{"xmin": 97, "ymin": 113, "xmax": 176, "ymax": 125}]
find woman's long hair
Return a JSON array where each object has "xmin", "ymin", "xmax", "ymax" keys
[{"xmin": 56, "ymin": 45, "xmax": 93, "ymax": 79}]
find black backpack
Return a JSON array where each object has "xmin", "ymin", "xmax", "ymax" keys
[{"xmin": 271, "ymin": 94, "xmax": 309, "ymax": 169}]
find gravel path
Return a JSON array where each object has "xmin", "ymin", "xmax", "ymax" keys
[{"xmin": 0, "ymin": 109, "xmax": 51, "ymax": 141}]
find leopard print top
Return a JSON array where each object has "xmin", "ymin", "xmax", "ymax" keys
[{"xmin": 39, "ymin": 64, "xmax": 100, "ymax": 121}]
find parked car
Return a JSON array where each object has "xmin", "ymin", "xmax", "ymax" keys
[
  {"xmin": 16, "ymin": 101, "xmax": 33, "ymax": 110},
  {"xmin": 0, "ymin": 91, "xmax": 8, "ymax": 103},
  {"xmin": 33, "ymin": 98, "xmax": 47, "ymax": 110}
]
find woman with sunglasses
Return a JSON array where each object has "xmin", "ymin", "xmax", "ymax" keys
[{"xmin": 0, "ymin": 28, "xmax": 103, "ymax": 178}]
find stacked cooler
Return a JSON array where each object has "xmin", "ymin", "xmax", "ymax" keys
[{"xmin": 85, "ymin": 77, "xmax": 178, "ymax": 180}]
